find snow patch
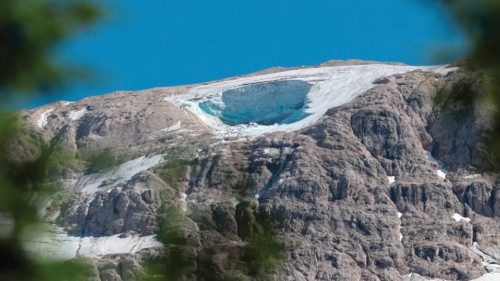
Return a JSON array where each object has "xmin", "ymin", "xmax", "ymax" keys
[
  {"xmin": 162, "ymin": 121, "xmax": 182, "ymax": 132},
  {"xmin": 403, "ymin": 272, "xmax": 500, "ymax": 281},
  {"xmin": 425, "ymin": 151, "xmax": 448, "ymax": 180},
  {"xmin": 388, "ymin": 176, "xmax": 395, "ymax": 185},
  {"xmin": 78, "ymin": 154, "xmax": 165, "ymax": 193},
  {"xmin": 402, "ymin": 272, "xmax": 443, "ymax": 280},
  {"xmin": 485, "ymin": 264, "xmax": 500, "ymax": 273},
  {"xmin": 263, "ymin": 147, "xmax": 280, "ymax": 156},
  {"xmin": 452, "ymin": 213, "xmax": 471, "ymax": 223},
  {"xmin": 472, "ymin": 242, "xmax": 500, "ymax": 273},
  {"xmin": 397, "ymin": 211, "xmax": 403, "ymax": 242},
  {"xmin": 471, "ymin": 273, "xmax": 500, "ymax": 281},
  {"xmin": 69, "ymin": 108, "xmax": 87, "ymax": 121},
  {"xmin": 169, "ymin": 64, "xmax": 456, "ymax": 137},
  {"xmin": 37, "ymin": 108, "xmax": 54, "ymax": 128},
  {"xmin": 180, "ymin": 192, "xmax": 188, "ymax": 212},
  {"xmin": 24, "ymin": 226, "xmax": 162, "ymax": 260},
  {"xmin": 436, "ymin": 169, "xmax": 447, "ymax": 179},
  {"xmin": 463, "ymin": 174, "xmax": 481, "ymax": 179}
]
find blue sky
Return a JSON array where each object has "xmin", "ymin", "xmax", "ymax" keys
[{"xmin": 29, "ymin": 0, "xmax": 465, "ymax": 106}]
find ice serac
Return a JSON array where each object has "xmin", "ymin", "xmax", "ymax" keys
[
  {"xmin": 19, "ymin": 61, "xmax": 500, "ymax": 281},
  {"xmin": 199, "ymin": 80, "xmax": 312, "ymax": 125}
]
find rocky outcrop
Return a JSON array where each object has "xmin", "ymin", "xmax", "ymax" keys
[
  {"xmin": 427, "ymin": 70, "xmax": 495, "ymax": 171},
  {"xmin": 21, "ymin": 62, "xmax": 500, "ymax": 280},
  {"xmin": 453, "ymin": 178, "xmax": 499, "ymax": 217}
]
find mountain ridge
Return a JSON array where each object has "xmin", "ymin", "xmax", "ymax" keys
[{"xmin": 15, "ymin": 61, "xmax": 500, "ymax": 281}]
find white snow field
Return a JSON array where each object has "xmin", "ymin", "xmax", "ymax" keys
[
  {"xmin": 69, "ymin": 108, "xmax": 87, "ymax": 121},
  {"xmin": 403, "ymin": 272, "xmax": 500, "ymax": 281},
  {"xmin": 472, "ymin": 242, "xmax": 500, "ymax": 274},
  {"xmin": 168, "ymin": 64, "xmax": 455, "ymax": 137},
  {"xmin": 77, "ymin": 154, "xmax": 165, "ymax": 193},
  {"xmin": 24, "ymin": 155, "xmax": 167, "ymax": 261},
  {"xmin": 37, "ymin": 108, "xmax": 54, "ymax": 128},
  {"xmin": 24, "ymin": 226, "xmax": 162, "ymax": 260}
]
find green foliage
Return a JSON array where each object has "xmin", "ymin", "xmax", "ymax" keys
[
  {"xmin": 146, "ymin": 198, "xmax": 284, "ymax": 281},
  {"xmin": 434, "ymin": 0, "xmax": 500, "ymax": 169},
  {"xmin": 0, "ymin": 0, "xmax": 101, "ymax": 102},
  {"xmin": 236, "ymin": 200, "xmax": 284, "ymax": 278},
  {"xmin": 0, "ymin": 1, "xmax": 101, "ymax": 280},
  {"xmin": 433, "ymin": 87, "xmax": 448, "ymax": 109},
  {"xmin": 433, "ymin": 75, "xmax": 479, "ymax": 110},
  {"xmin": 0, "ymin": 114, "xmax": 92, "ymax": 280},
  {"xmin": 143, "ymin": 206, "xmax": 193, "ymax": 281},
  {"xmin": 158, "ymin": 206, "xmax": 190, "ymax": 245},
  {"xmin": 34, "ymin": 260, "xmax": 96, "ymax": 281},
  {"xmin": 81, "ymin": 149, "xmax": 125, "ymax": 173},
  {"xmin": 440, "ymin": 0, "xmax": 500, "ymax": 68},
  {"xmin": 242, "ymin": 232, "xmax": 284, "ymax": 277},
  {"xmin": 157, "ymin": 158, "xmax": 197, "ymax": 187}
]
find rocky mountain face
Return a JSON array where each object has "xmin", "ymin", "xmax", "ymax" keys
[{"xmin": 18, "ymin": 61, "xmax": 499, "ymax": 280}]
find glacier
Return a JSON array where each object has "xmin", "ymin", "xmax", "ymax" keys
[
  {"xmin": 168, "ymin": 64, "xmax": 456, "ymax": 138},
  {"xmin": 199, "ymin": 80, "xmax": 312, "ymax": 125},
  {"xmin": 77, "ymin": 154, "xmax": 165, "ymax": 194}
]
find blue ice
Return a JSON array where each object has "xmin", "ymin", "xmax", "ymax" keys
[{"xmin": 199, "ymin": 80, "xmax": 312, "ymax": 126}]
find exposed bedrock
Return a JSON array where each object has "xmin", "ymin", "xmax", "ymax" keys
[
  {"xmin": 453, "ymin": 179, "xmax": 500, "ymax": 217},
  {"xmin": 22, "ymin": 64, "xmax": 500, "ymax": 280},
  {"xmin": 58, "ymin": 173, "xmax": 166, "ymax": 236},
  {"xmin": 427, "ymin": 70, "xmax": 496, "ymax": 171}
]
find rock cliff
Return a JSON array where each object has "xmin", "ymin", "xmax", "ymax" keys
[{"xmin": 21, "ymin": 61, "xmax": 499, "ymax": 280}]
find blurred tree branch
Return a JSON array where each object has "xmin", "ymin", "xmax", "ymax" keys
[
  {"xmin": 0, "ymin": 1, "xmax": 101, "ymax": 280},
  {"xmin": 434, "ymin": 0, "xmax": 500, "ymax": 169},
  {"xmin": 0, "ymin": 0, "xmax": 101, "ymax": 103}
]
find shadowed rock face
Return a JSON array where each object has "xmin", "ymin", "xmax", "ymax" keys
[{"xmin": 22, "ymin": 62, "xmax": 499, "ymax": 281}]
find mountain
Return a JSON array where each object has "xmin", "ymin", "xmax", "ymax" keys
[{"xmin": 17, "ymin": 61, "xmax": 500, "ymax": 280}]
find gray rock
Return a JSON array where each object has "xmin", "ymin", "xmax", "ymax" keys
[{"xmin": 20, "ymin": 61, "xmax": 500, "ymax": 280}]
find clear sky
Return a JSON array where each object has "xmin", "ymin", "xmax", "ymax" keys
[{"xmin": 29, "ymin": 0, "xmax": 465, "ymax": 107}]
